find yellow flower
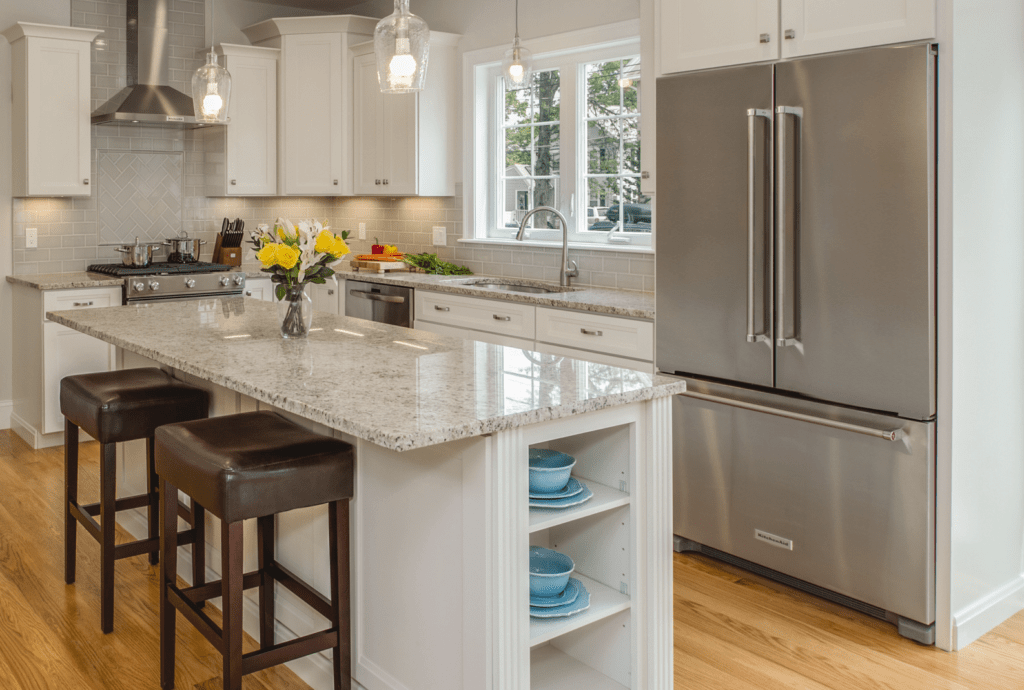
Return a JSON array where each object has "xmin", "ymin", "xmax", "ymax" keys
[
  {"xmin": 314, "ymin": 230, "xmax": 336, "ymax": 254},
  {"xmin": 275, "ymin": 244, "xmax": 300, "ymax": 270},
  {"xmin": 330, "ymin": 236, "xmax": 350, "ymax": 258},
  {"xmin": 257, "ymin": 243, "xmax": 279, "ymax": 268}
]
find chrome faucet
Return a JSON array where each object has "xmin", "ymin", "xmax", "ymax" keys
[{"xmin": 516, "ymin": 206, "xmax": 579, "ymax": 287}]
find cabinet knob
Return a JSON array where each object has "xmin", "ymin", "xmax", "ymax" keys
[
  {"xmin": 230, "ymin": 179, "xmax": 237, "ymax": 185},
  {"xmin": 245, "ymin": 290, "xmax": 252, "ymax": 296},
  {"xmin": 383, "ymin": 179, "xmax": 389, "ymax": 185},
  {"xmin": 493, "ymin": 315, "xmax": 512, "ymax": 322},
  {"xmin": 328, "ymin": 289, "xmax": 335, "ymax": 295},
  {"xmin": 333, "ymin": 179, "xmax": 339, "ymax": 185},
  {"xmin": 641, "ymin": 171, "xmax": 650, "ymax": 180},
  {"xmin": 759, "ymin": 33, "xmax": 770, "ymax": 43},
  {"xmin": 784, "ymin": 29, "xmax": 796, "ymax": 39},
  {"xmin": 581, "ymin": 328, "xmax": 604, "ymax": 337},
  {"xmin": 83, "ymin": 178, "xmax": 89, "ymax": 185},
  {"xmin": 376, "ymin": 179, "xmax": 381, "ymax": 185}
]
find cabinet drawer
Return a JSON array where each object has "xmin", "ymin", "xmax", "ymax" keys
[
  {"xmin": 43, "ymin": 287, "xmax": 121, "ymax": 321},
  {"xmin": 534, "ymin": 342, "xmax": 654, "ymax": 374},
  {"xmin": 415, "ymin": 291, "xmax": 536, "ymax": 340},
  {"xmin": 536, "ymin": 308, "xmax": 653, "ymax": 361}
]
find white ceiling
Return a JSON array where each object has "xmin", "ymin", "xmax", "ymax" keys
[{"xmin": 243, "ymin": 0, "xmax": 369, "ymax": 13}]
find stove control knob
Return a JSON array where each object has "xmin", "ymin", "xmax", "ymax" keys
[
  {"xmin": 185, "ymin": 279, "xmax": 196, "ymax": 288},
  {"xmin": 234, "ymin": 275, "xmax": 244, "ymax": 286},
  {"xmin": 148, "ymin": 281, "xmax": 160, "ymax": 291},
  {"xmin": 133, "ymin": 282, "xmax": 145, "ymax": 292},
  {"xmin": 220, "ymin": 277, "xmax": 231, "ymax": 287}
]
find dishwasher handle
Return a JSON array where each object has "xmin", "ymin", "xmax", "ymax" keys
[
  {"xmin": 349, "ymin": 289, "xmax": 406, "ymax": 304},
  {"xmin": 679, "ymin": 390, "xmax": 906, "ymax": 442}
]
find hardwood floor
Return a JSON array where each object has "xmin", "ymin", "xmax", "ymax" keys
[{"xmin": 1, "ymin": 428, "xmax": 1021, "ymax": 689}]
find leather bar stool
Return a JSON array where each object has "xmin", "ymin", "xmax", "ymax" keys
[
  {"xmin": 155, "ymin": 411, "xmax": 354, "ymax": 690},
  {"xmin": 61, "ymin": 368, "xmax": 210, "ymax": 634}
]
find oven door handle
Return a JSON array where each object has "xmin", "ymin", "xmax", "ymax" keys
[
  {"xmin": 678, "ymin": 390, "xmax": 906, "ymax": 442},
  {"xmin": 349, "ymin": 290, "xmax": 405, "ymax": 304}
]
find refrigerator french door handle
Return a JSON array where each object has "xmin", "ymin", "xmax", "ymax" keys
[
  {"xmin": 746, "ymin": 108, "xmax": 772, "ymax": 344},
  {"xmin": 775, "ymin": 105, "xmax": 803, "ymax": 348},
  {"xmin": 678, "ymin": 390, "xmax": 906, "ymax": 442}
]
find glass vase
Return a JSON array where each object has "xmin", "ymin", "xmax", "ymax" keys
[{"xmin": 278, "ymin": 284, "xmax": 313, "ymax": 339}]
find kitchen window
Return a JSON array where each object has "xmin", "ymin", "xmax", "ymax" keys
[{"xmin": 465, "ymin": 22, "xmax": 649, "ymax": 250}]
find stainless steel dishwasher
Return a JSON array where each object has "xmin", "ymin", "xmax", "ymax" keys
[{"xmin": 345, "ymin": 280, "xmax": 413, "ymax": 327}]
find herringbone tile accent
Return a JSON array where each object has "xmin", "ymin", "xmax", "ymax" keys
[{"xmin": 98, "ymin": 151, "xmax": 183, "ymax": 244}]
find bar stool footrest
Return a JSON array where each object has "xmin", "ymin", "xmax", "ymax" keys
[
  {"xmin": 80, "ymin": 493, "xmax": 157, "ymax": 515},
  {"xmin": 168, "ymin": 584, "xmax": 225, "ymax": 653},
  {"xmin": 181, "ymin": 571, "xmax": 263, "ymax": 604},
  {"xmin": 242, "ymin": 629, "xmax": 339, "ymax": 676},
  {"xmin": 269, "ymin": 561, "xmax": 334, "ymax": 620}
]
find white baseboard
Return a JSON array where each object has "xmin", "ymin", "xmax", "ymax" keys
[
  {"xmin": 10, "ymin": 411, "xmax": 92, "ymax": 449},
  {"xmin": 117, "ymin": 508, "xmax": 343, "ymax": 690},
  {"xmin": 952, "ymin": 573, "xmax": 1024, "ymax": 650},
  {"xmin": 0, "ymin": 400, "xmax": 11, "ymax": 430}
]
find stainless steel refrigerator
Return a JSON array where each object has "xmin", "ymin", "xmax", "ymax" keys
[{"xmin": 656, "ymin": 44, "xmax": 937, "ymax": 643}]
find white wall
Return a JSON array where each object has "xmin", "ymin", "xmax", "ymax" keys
[
  {"xmin": 0, "ymin": 0, "xmax": 72, "ymax": 427},
  {"xmin": 942, "ymin": 0, "xmax": 1024, "ymax": 650}
]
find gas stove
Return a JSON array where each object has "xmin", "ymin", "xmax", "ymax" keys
[{"xmin": 88, "ymin": 262, "xmax": 247, "ymax": 303}]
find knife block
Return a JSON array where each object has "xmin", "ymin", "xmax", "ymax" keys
[{"xmin": 212, "ymin": 234, "xmax": 243, "ymax": 266}]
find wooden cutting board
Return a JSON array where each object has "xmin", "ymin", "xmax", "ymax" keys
[{"xmin": 350, "ymin": 257, "xmax": 410, "ymax": 274}]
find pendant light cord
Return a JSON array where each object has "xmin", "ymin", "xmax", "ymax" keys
[{"xmin": 515, "ymin": 0, "xmax": 520, "ymax": 40}]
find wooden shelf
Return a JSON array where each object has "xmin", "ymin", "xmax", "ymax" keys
[
  {"xmin": 529, "ymin": 479, "xmax": 630, "ymax": 533},
  {"xmin": 529, "ymin": 573, "xmax": 630, "ymax": 647},
  {"xmin": 531, "ymin": 644, "xmax": 628, "ymax": 690}
]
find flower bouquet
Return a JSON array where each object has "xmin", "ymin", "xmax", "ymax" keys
[{"xmin": 250, "ymin": 218, "xmax": 350, "ymax": 338}]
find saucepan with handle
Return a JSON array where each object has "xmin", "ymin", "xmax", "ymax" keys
[{"xmin": 115, "ymin": 237, "xmax": 164, "ymax": 267}]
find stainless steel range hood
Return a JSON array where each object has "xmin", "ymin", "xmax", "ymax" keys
[{"xmin": 92, "ymin": 0, "xmax": 212, "ymax": 127}]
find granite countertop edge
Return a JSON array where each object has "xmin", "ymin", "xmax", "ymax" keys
[{"xmin": 45, "ymin": 308, "xmax": 685, "ymax": 452}]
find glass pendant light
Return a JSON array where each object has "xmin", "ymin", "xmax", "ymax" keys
[
  {"xmin": 502, "ymin": 0, "xmax": 533, "ymax": 89},
  {"xmin": 374, "ymin": 0, "xmax": 430, "ymax": 94},
  {"xmin": 192, "ymin": 1, "xmax": 231, "ymax": 123}
]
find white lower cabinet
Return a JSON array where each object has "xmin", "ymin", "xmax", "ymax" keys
[
  {"xmin": 413, "ymin": 289, "xmax": 655, "ymax": 372},
  {"xmin": 11, "ymin": 284, "xmax": 120, "ymax": 448},
  {"xmin": 309, "ymin": 280, "xmax": 340, "ymax": 315},
  {"xmin": 244, "ymin": 277, "xmax": 274, "ymax": 302}
]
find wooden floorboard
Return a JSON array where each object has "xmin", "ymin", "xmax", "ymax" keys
[{"xmin": 2, "ymin": 429, "xmax": 1022, "ymax": 689}]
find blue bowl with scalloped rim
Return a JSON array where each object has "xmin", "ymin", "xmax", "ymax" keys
[
  {"xmin": 529, "ymin": 546, "xmax": 575, "ymax": 597},
  {"xmin": 529, "ymin": 449, "xmax": 576, "ymax": 494}
]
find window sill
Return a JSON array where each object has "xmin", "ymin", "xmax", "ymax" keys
[{"xmin": 457, "ymin": 237, "xmax": 654, "ymax": 254}]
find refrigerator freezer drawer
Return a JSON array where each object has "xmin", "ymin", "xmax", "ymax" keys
[{"xmin": 673, "ymin": 382, "xmax": 935, "ymax": 624}]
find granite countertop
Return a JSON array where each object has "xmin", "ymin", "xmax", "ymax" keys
[
  {"xmin": 245, "ymin": 263, "xmax": 655, "ymax": 320},
  {"xmin": 47, "ymin": 298, "xmax": 684, "ymax": 452},
  {"xmin": 6, "ymin": 272, "xmax": 126, "ymax": 290}
]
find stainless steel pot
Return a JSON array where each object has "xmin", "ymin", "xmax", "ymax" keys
[
  {"xmin": 115, "ymin": 237, "xmax": 163, "ymax": 267},
  {"xmin": 164, "ymin": 232, "xmax": 207, "ymax": 263}
]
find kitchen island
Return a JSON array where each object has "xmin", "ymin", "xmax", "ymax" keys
[{"xmin": 47, "ymin": 297, "xmax": 680, "ymax": 690}]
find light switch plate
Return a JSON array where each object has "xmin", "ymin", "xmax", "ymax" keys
[
  {"xmin": 358, "ymin": 222, "xmax": 367, "ymax": 240},
  {"xmin": 26, "ymin": 228, "xmax": 37, "ymax": 249},
  {"xmin": 432, "ymin": 226, "xmax": 447, "ymax": 246}
]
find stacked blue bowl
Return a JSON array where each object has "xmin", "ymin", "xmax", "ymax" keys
[{"xmin": 529, "ymin": 449, "xmax": 576, "ymax": 493}]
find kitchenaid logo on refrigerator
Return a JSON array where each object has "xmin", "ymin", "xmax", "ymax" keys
[{"xmin": 755, "ymin": 529, "xmax": 793, "ymax": 550}]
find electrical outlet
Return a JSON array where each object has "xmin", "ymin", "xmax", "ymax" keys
[
  {"xmin": 358, "ymin": 223, "xmax": 366, "ymax": 240},
  {"xmin": 432, "ymin": 226, "xmax": 447, "ymax": 246},
  {"xmin": 26, "ymin": 228, "xmax": 38, "ymax": 249}
]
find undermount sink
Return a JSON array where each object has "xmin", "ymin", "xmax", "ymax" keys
[{"xmin": 457, "ymin": 279, "xmax": 577, "ymax": 294}]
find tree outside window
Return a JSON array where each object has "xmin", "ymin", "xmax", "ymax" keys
[
  {"xmin": 502, "ymin": 70, "xmax": 562, "ymax": 230},
  {"xmin": 584, "ymin": 57, "xmax": 650, "ymax": 233}
]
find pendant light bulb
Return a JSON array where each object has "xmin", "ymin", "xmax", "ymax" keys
[
  {"xmin": 193, "ymin": 0, "xmax": 231, "ymax": 125},
  {"xmin": 502, "ymin": 0, "xmax": 533, "ymax": 89},
  {"xmin": 375, "ymin": 0, "xmax": 430, "ymax": 94}
]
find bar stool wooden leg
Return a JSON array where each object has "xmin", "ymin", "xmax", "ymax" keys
[
  {"xmin": 192, "ymin": 502, "xmax": 206, "ymax": 597},
  {"xmin": 160, "ymin": 479, "xmax": 179, "ymax": 690},
  {"xmin": 64, "ymin": 419, "xmax": 79, "ymax": 585},
  {"xmin": 257, "ymin": 514, "xmax": 275, "ymax": 648},
  {"xmin": 222, "ymin": 520, "xmax": 245, "ymax": 690},
  {"xmin": 329, "ymin": 500, "xmax": 351, "ymax": 690},
  {"xmin": 147, "ymin": 436, "xmax": 160, "ymax": 566},
  {"xmin": 99, "ymin": 442, "xmax": 117, "ymax": 634}
]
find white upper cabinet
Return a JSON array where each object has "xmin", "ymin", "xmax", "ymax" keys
[
  {"xmin": 351, "ymin": 33, "xmax": 459, "ymax": 197},
  {"xmin": 1, "ymin": 23, "xmax": 100, "ymax": 198},
  {"xmin": 658, "ymin": 0, "xmax": 778, "ymax": 74},
  {"xmin": 779, "ymin": 0, "xmax": 936, "ymax": 59},
  {"xmin": 243, "ymin": 16, "xmax": 378, "ymax": 196},
  {"xmin": 657, "ymin": 0, "xmax": 935, "ymax": 74},
  {"xmin": 203, "ymin": 44, "xmax": 279, "ymax": 196}
]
